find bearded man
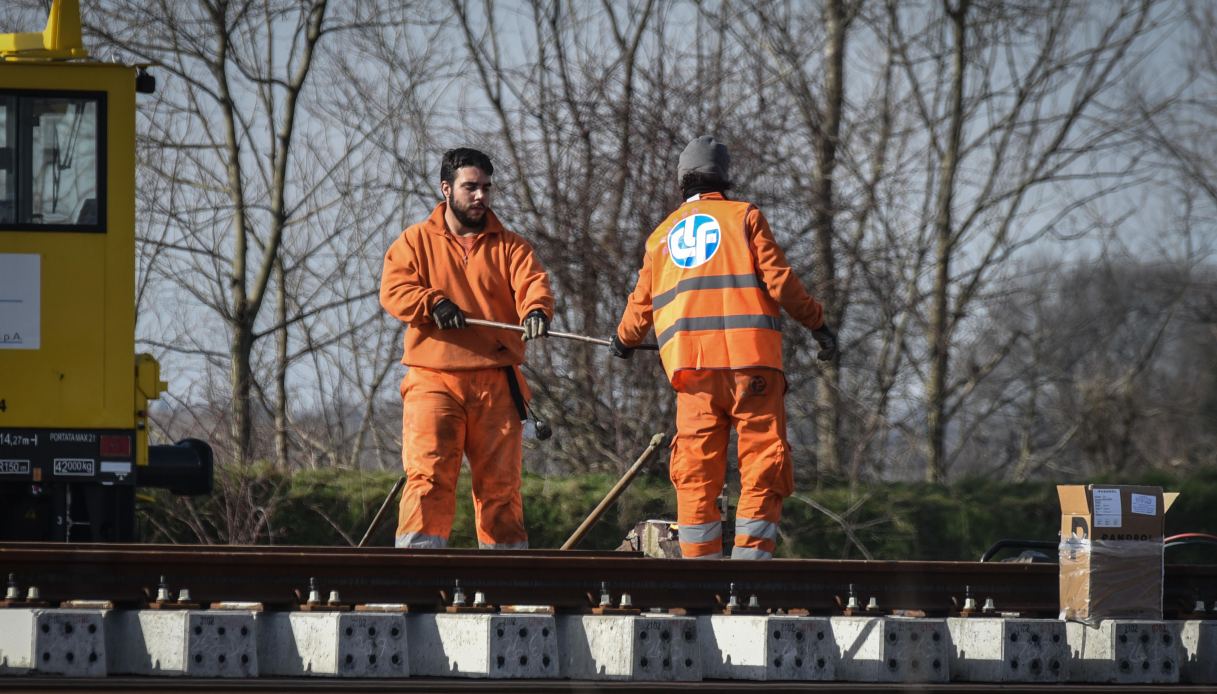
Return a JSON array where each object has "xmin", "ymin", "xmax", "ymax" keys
[{"xmin": 380, "ymin": 147, "xmax": 554, "ymax": 549}]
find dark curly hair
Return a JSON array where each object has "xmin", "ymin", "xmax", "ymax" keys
[
  {"xmin": 680, "ymin": 171, "xmax": 732, "ymax": 199},
  {"xmin": 440, "ymin": 148, "xmax": 494, "ymax": 185}
]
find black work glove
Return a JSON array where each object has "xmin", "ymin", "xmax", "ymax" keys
[
  {"xmin": 609, "ymin": 334, "xmax": 635, "ymax": 360},
  {"xmin": 811, "ymin": 323, "xmax": 839, "ymax": 362},
  {"xmin": 431, "ymin": 298, "xmax": 466, "ymax": 330},
  {"xmin": 521, "ymin": 310, "xmax": 549, "ymax": 341}
]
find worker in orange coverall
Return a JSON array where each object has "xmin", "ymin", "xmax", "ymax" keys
[
  {"xmin": 380, "ymin": 147, "xmax": 554, "ymax": 549},
  {"xmin": 612, "ymin": 136, "xmax": 838, "ymax": 559}
]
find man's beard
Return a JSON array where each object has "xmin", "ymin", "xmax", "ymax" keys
[{"xmin": 447, "ymin": 194, "xmax": 488, "ymax": 231}]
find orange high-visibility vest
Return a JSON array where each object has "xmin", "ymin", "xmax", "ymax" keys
[{"xmin": 647, "ymin": 198, "xmax": 782, "ymax": 382}]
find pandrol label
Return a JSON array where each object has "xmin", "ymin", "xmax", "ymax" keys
[
  {"xmin": 53, "ymin": 458, "xmax": 95, "ymax": 476},
  {"xmin": 0, "ymin": 459, "xmax": 31, "ymax": 475}
]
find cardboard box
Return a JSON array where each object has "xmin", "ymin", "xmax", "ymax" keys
[{"xmin": 1057, "ymin": 485, "xmax": 1179, "ymax": 625}]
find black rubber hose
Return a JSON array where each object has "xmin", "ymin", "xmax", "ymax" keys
[{"xmin": 979, "ymin": 539, "xmax": 1058, "ymax": 563}]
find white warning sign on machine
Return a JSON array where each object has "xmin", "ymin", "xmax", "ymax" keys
[{"xmin": 0, "ymin": 254, "xmax": 40, "ymax": 349}]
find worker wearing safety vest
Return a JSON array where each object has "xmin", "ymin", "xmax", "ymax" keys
[
  {"xmin": 380, "ymin": 147, "xmax": 554, "ymax": 550},
  {"xmin": 612, "ymin": 136, "xmax": 838, "ymax": 560}
]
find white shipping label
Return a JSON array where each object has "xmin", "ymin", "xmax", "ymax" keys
[
  {"xmin": 1131, "ymin": 493, "xmax": 1157, "ymax": 516},
  {"xmin": 1092, "ymin": 487, "xmax": 1123, "ymax": 528},
  {"xmin": 0, "ymin": 254, "xmax": 41, "ymax": 349}
]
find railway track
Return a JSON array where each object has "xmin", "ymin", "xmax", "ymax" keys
[
  {"xmin": 7, "ymin": 676, "xmax": 1217, "ymax": 686},
  {"xmin": 2, "ymin": 678, "xmax": 1217, "ymax": 692},
  {"xmin": 1, "ymin": 544, "xmax": 1214, "ymax": 690},
  {"xmin": 0, "ymin": 542, "xmax": 1213, "ymax": 616}
]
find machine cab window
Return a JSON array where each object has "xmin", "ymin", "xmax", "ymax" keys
[{"xmin": 0, "ymin": 92, "xmax": 104, "ymax": 231}]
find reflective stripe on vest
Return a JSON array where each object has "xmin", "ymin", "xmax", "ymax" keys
[
  {"xmin": 653, "ymin": 273, "xmax": 764, "ymax": 312},
  {"xmin": 657, "ymin": 315, "xmax": 782, "ymax": 348},
  {"xmin": 647, "ymin": 199, "xmax": 782, "ymax": 380}
]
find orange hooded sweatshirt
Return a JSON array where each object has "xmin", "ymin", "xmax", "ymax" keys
[{"xmin": 380, "ymin": 202, "xmax": 554, "ymax": 370}]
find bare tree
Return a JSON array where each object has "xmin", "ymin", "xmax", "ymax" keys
[
  {"xmin": 85, "ymin": 0, "xmax": 330, "ymax": 467},
  {"xmin": 18, "ymin": 0, "xmax": 1205, "ymax": 531},
  {"xmin": 877, "ymin": 0, "xmax": 1171, "ymax": 480},
  {"xmin": 66, "ymin": 0, "xmax": 447, "ymax": 540},
  {"xmin": 733, "ymin": 0, "xmax": 863, "ymax": 480}
]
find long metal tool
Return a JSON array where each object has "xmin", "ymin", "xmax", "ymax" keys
[
  {"xmin": 467, "ymin": 317, "xmax": 658, "ymax": 350},
  {"xmin": 561, "ymin": 432, "xmax": 667, "ymax": 550},
  {"xmin": 357, "ymin": 476, "xmax": 406, "ymax": 547}
]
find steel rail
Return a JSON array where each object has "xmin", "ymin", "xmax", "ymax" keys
[
  {"xmin": 0, "ymin": 543, "xmax": 1213, "ymax": 618},
  {"xmin": 2, "ymin": 678, "xmax": 1213, "ymax": 693}
]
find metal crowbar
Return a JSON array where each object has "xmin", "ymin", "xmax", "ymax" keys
[{"xmin": 466, "ymin": 317, "xmax": 658, "ymax": 350}]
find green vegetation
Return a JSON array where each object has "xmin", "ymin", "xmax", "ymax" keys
[{"xmin": 137, "ymin": 467, "xmax": 1217, "ymax": 563}]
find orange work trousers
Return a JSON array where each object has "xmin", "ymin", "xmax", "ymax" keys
[
  {"xmin": 670, "ymin": 368, "xmax": 793, "ymax": 559},
  {"xmin": 396, "ymin": 366, "xmax": 528, "ymax": 549}
]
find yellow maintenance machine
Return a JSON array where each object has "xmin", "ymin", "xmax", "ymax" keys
[{"xmin": 0, "ymin": 0, "xmax": 211, "ymax": 541}]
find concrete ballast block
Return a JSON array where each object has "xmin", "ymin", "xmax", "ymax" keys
[
  {"xmin": 409, "ymin": 613, "xmax": 558, "ymax": 678},
  {"xmin": 1173, "ymin": 620, "xmax": 1216, "ymax": 684},
  {"xmin": 947, "ymin": 618, "xmax": 1067, "ymax": 682},
  {"xmin": 258, "ymin": 612, "xmax": 407, "ymax": 677},
  {"xmin": 107, "ymin": 610, "xmax": 257, "ymax": 677},
  {"xmin": 1066, "ymin": 619, "xmax": 1180, "ymax": 683},
  {"xmin": 560, "ymin": 614, "xmax": 701, "ymax": 681},
  {"xmin": 0, "ymin": 608, "xmax": 107, "ymax": 676},
  {"xmin": 698, "ymin": 615, "xmax": 835, "ymax": 681},
  {"xmin": 831, "ymin": 616, "xmax": 948, "ymax": 683}
]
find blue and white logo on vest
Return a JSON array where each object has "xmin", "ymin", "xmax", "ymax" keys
[{"xmin": 668, "ymin": 214, "xmax": 721, "ymax": 269}]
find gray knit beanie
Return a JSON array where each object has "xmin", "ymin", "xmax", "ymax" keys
[{"xmin": 677, "ymin": 135, "xmax": 730, "ymax": 184}]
